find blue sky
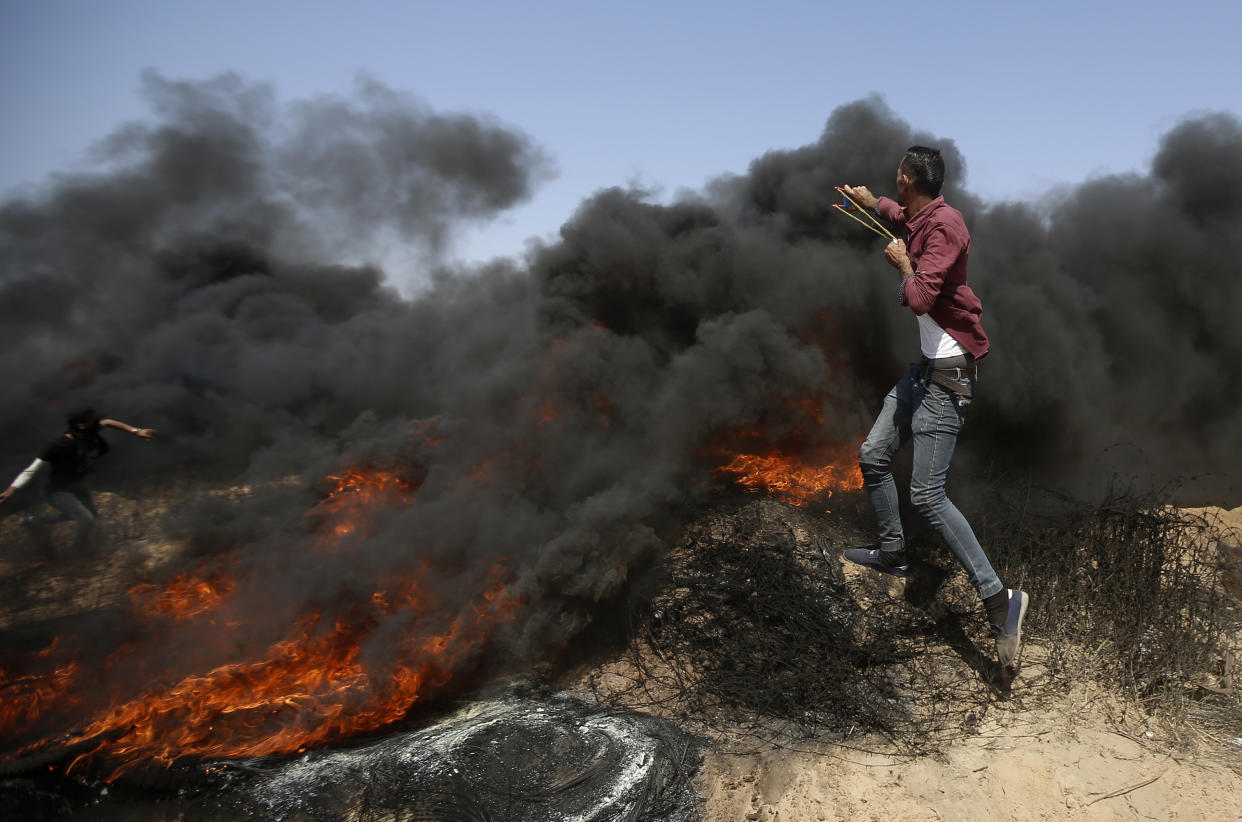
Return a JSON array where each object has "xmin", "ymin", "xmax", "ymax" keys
[{"xmin": 2, "ymin": 0, "xmax": 1239, "ymax": 268}]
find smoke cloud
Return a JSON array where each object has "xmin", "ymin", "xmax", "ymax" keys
[{"xmin": 2, "ymin": 77, "xmax": 1239, "ymax": 739}]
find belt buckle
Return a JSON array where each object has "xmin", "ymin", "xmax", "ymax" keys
[{"xmin": 941, "ymin": 366, "xmax": 972, "ymax": 381}]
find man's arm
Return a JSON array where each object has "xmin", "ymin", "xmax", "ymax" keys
[
  {"xmin": 0, "ymin": 457, "xmax": 47, "ymax": 502},
  {"xmin": 100, "ymin": 419, "xmax": 156, "ymax": 439},
  {"xmin": 884, "ymin": 240, "xmax": 914, "ymax": 278},
  {"xmin": 841, "ymin": 186, "xmax": 908, "ymax": 230},
  {"xmin": 897, "ymin": 227, "xmax": 959, "ymax": 315}
]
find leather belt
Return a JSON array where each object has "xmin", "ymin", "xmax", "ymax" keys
[{"xmin": 918, "ymin": 355, "xmax": 976, "ymax": 393}]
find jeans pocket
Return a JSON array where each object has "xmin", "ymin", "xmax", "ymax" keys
[
  {"xmin": 947, "ymin": 386, "xmax": 973, "ymax": 425},
  {"xmin": 926, "ymin": 381, "xmax": 970, "ymax": 426}
]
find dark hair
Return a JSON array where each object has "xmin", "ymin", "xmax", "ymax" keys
[
  {"xmin": 899, "ymin": 146, "xmax": 945, "ymax": 197},
  {"xmin": 66, "ymin": 407, "xmax": 100, "ymax": 428}
]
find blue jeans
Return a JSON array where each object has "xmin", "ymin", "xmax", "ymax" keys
[{"xmin": 857, "ymin": 364, "xmax": 1003, "ymax": 601}]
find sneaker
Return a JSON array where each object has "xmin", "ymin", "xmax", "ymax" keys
[
  {"xmin": 843, "ymin": 547, "xmax": 909, "ymax": 578},
  {"xmin": 991, "ymin": 589, "xmax": 1029, "ymax": 666}
]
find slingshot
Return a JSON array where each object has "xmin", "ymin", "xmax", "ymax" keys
[{"xmin": 832, "ymin": 187, "xmax": 898, "ymax": 241}]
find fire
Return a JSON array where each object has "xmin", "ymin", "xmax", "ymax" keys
[
  {"xmin": 2, "ymin": 391, "xmax": 859, "ymax": 778},
  {"xmin": 128, "ymin": 567, "xmax": 235, "ymax": 620},
  {"xmin": 323, "ymin": 466, "xmax": 419, "ymax": 498},
  {"xmin": 0, "ymin": 464, "xmax": 524, "ymax": 779},
  {"xmin": 67, "ymin": 565, "xmax": 519, "ymax": 778},
  {"xmin": 0, "ymin": 639, "xmax": 81, "ymax": 732},
  {"xmin": 706, "ymin": 382, "xmax": 865, "ymax": 507},
  {"xmin": 714, "ymin": 442, "xmax": 863, "ymax": 507},
  {"xmin": 309, "ymin": 465, "xmax": 420, "ymax": 547}
]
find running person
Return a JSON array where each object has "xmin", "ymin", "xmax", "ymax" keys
[{"xmin": 1, "ymin": 408, "xmax": 156, "ymax": 555}]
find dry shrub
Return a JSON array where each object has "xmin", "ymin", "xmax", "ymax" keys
[
  {"xmin": 596, "ymin": 486, "xmax": 1237, "ymax": 752},
  {"xmin": 592, "ymin": 499, "xmax": 967, "ymax": 752},
  {"xmin": 979, "ymin": 483, "xmax": 1232, "ymax": 710}
]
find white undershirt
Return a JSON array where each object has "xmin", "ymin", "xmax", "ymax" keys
[
  {"xmin": 917, "ymin": 314, "xmax": 967, "ymax": 359},
  {"xmin": 10, "ymin": 458, "xmax": 46, "ymax": 488}
]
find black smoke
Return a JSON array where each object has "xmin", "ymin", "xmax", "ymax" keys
[
  {"xmin": 1, "ymin": 78, "xmax": 1239, "ymax": 761},
  {"xmin": 969, "ymin": 112, "xmax": 1242, "ymax": 495},
  {"xmin": 0, "ymin": 71, "xmax": 553, "ymax": 484}
]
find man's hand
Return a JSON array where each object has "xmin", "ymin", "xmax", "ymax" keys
[
  {"xmin": 0, "ymin": 487, "xmax": 15, "ymax": 503},
  {"xmin": 841, "ymin": 184, "xmax": 878, "ymax": 210},
  {"xmin": 884, "ymin": 239, "xmax": 914, "ymax": 277}
]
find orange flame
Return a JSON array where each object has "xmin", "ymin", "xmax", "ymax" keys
[
  {"xmin": 714, "ymin": 442, "xmax": 863, "ymax": 507},
  {"xmin": 0, "ymin": 465, "xmax": 524, "ymax": 779},
  {"xmin": 128, "ymin": 568, "xmax": 235, "ymax": 620},
  {"xmin": 43, "ymin": 560, "xmax": 523, "ymax": 778},
  {"xmin": 0, "ymin": 639, "xmax": 82, "ymax": 732},
  {"xmin": 309, "ymin": 466, "xmax": 420, "ymax": 548},
  {"xmin": 66, "ymin": 566, "xmax": 520, "ymax": 777}
]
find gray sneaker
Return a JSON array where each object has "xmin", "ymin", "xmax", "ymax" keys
[
  {"xmin": 843, "ymin": 547, "xmax": 909, "ymax": 578},
  {"xmin": 991, "ymin": 589, "xmax": 1029, "ymax": 666}
]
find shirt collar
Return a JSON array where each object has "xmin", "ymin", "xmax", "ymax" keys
[{"xmin": 906, "ymin": 195, "xmax": 946, "ymax": 233}]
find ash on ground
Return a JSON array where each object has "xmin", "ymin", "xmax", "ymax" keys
[{"xmin": 0, "ymin": 692, "xmax": 702, "ymax": 822}]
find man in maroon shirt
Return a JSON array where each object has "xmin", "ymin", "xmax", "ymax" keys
[{"xmin": 840, "ymin": 146, "xmax": 1028, "ymax": 668}]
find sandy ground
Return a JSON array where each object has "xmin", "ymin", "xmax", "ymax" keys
[
  {"xmin": 695, "ymin": 694, "xmax": 1242, "ymax": 821},
  {"xmin": 691, "ymin": 505, "xmax": 1242, "ymax": 822}
]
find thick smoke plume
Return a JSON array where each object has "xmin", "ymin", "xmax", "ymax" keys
[{"xmin": 1, "ymin": 76, "xmax": 1239, "ymax": 755}]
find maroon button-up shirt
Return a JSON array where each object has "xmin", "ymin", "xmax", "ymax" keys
[{"xmin": 876, "ymin": 195, "xmax": 989, "ymax": 359}]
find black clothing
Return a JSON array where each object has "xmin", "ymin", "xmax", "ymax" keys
[{"xmin": 37, "ymin": 432, "xmax": 109, "ymax": 490}]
